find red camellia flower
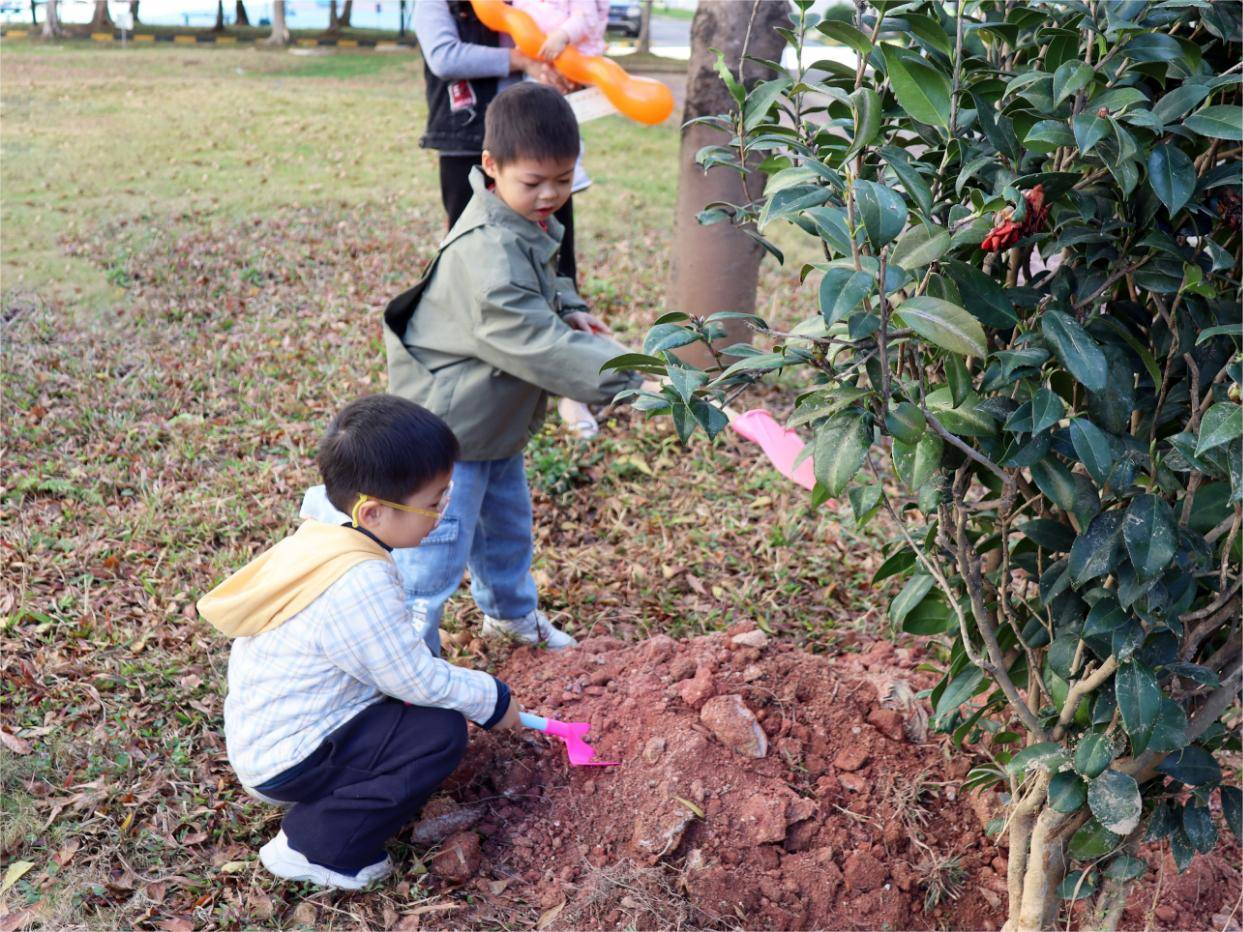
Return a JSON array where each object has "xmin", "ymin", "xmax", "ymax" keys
[{"xmin": 982, "ymin": 184, "xmax": 1048, "ymax": 252}]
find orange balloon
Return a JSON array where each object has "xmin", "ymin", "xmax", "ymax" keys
[{"xmin": 470, "ymin": 0, "xmax": 674, "ymax": 126}]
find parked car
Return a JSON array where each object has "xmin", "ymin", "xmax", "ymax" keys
[{"xmin": 607, "ymin": 2, "xmax": 642, "ymax": 38}]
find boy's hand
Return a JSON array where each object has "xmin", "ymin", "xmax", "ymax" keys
[
  {"xmin": 565, "ymin": 311, "xmax": 612, "ymax": 336},
  {"xmin": 495, "ymin": 698, "xmax": 522, "ymax": 732},
  {"xmin": 538, "ymin": 29, "xmax": 570, "ymax": 62}
]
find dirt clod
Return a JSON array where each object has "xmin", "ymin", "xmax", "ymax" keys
[
  {"xmin": 700, "ymin": 694, "xmax": 767, "ymax": 758},
  {"xmin": 430, "ymin": 831, "xmax": 481, "ymax": 883},
  {"xmin": 833, "ymin": 744, "xmax": 869, "ymax": 772},
  {"xmin": 844, "ymin": 851, "xmax": 887, "ymax": 893},
  {"xmin": 677, "ymin": 664, "xmax": 717, "ymax": 708}
]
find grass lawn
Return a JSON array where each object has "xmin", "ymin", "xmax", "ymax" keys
[{"xmin": 1, "ymin": 42, "xmax": 893, "ymax": 929}]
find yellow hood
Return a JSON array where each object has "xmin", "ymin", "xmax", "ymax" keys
[{"xmin": 197, "ymin": 519, "xmax": 391, "ymax": 638}]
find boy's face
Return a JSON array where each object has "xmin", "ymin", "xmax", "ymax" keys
[
  {"xmin": 481, "ymin": 152, "xmax": 577, "ymax": 223},
  {"xmin": 357, "ymin": 471, "xmax": 453, "ymax": 550}
]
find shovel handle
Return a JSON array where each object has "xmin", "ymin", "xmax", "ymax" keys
[{"xmin": 519, "ymin": 712, "xmax": 549, "ymax": 731}]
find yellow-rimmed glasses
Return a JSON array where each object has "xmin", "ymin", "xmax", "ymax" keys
[{"xmin": 351, "ymin": 482, "xmax": 453, "ymax": 528}]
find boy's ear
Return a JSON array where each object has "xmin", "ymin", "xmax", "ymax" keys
[
  {"xmin": 481, "ymin": 150, "xmax": 499, "ymax": 179},
  {"xmin": 354, "ymin": 498, "xmax": 385, "ymax": 530}
]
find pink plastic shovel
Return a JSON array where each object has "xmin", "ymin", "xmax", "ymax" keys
[
  {"xmin": 520, "ymin": 712, "xmax": 619, "ymax": 767},
  {"xmin": 727, "ymin": 408, "xmax": 817, "ymax": 491}
]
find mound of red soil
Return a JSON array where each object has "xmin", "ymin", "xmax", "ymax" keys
[{"xmin": 414, "ymin": 629, "xmax": 1240, "ymax": 930}]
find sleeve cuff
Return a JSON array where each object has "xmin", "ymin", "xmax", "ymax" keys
[{"xmin": 481, "ymin": 678, "xmax": 511, "ymax": 729}]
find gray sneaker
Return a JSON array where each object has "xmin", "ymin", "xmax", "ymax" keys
[{"xmin": 481, "ymin": 610, "xmax": 578, "ymax": 649}]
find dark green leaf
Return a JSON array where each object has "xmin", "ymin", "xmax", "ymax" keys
[
  {"xmin": 813, "ymin": 415, "xmax": 871, "ymax": 495},
  {"xmin": 879, "ymin": 146, "xmax": 933, "ymax": 216},
  {"xmin": 1020, "ymin": 518, "xmax": 1076, "ymax": 552},
  {"xmin": 945, "ymin": 354, "xmax": 971, "ymax": 408},
  {"xmin": 897, "ymin": 297, "xmax": 988, "ymax": 358},
  {"xmin": 1182, "ymin": 803, "xmax": 1218, "ymax": 853},
  {"xmin": 943, "ymin": 260, "xmax": 1019, "ymax": 328},
  {"xmin": 1123, "ymin": 494, "xmax": 1177, "ymax": 578},
  {"xmin": 743, "ymin": 76, "xmax": 792, "ymax": 132},
  {"xmin": 815, "ymin": 19, "xmax": 873, "ymax": 56},
  {"xmin": 885, "ymin": 402, "xmax": 926, "ymax": 444},
  {"xmin": 1068, "ymin": 511, "xmax": 1128, "ymax": 584},
  {"xmin": 1043, "ymin": 310, "xmax": 1108, "ymax": 393},
  {"xmin": 644, "ymin": 323, "xmax": 701, "ymax": 355},
  {"xmin": 1006, "ymin": 741, "xmax": 1068, "ymax": 779},
  {"xmin": 1074, "ymin": 732, "xmax": 1116, "ymax": 779},
  {"xmin": 1122, "ymin": 32, "xmax": 1183, "ymax": 63},
  {"xmin": 1196, "ymin": 402, "xmax": 1243, "ymax": 456},
  {"xmin": 882, "ymin": 46, "xmax": 951, "ymax": 127},
  {"xmin": 848, "ymin": 484, "xmax": 883, "ymax": 527},
  {"xmin": 1053, "ymin": 60, "xmax": 1094, "ymax": 105},
  {"xmin": 926, "ymin": 387, "xmax": 996, "ymax": 436},
  {"xmin": 1058, "ymin": 870, "xmax": 1097, "ymax": 900},
  {"xmin": 1116, "ymin": 661, "xmax": 1161, "ymax": 745},
  {"xmin": 845, "ymin": 86, "xmax": 881, "ymax": 158},
  {"xmin": 853, "ymin": 179, "xmax": 909, "ymax": 249},
  {"xmin": 934, "ymin": 665, "xmax": 986, "ymax": 718},
  {"xmin": 1172, "ymin": 826, "xmax": 1195, "ymax": 872},
  {"xmin": 902, "ymin": 592, "xmax": 955, "ymax": 635},
  {"xmin": 889, "ymin": 224, "xmax": 950, "ymax": 271},
  {"xmin": 1153, "ymin": 84, "xmax": 1210, "ymax": 125},
  {"xmin": 890, "ymin": 574, "xmax": 934, "ymax": 627},
  {"xmin": 905, "ymin": 12, "xmax": 952, "ymax": 56},
  {"xmin": 1157, "ymin": 746, "xmax": 1222, "ymax": 786},
  {"xmin": 1073, "ymin": 111, "xmax": 1110, "ymax": 154},
  {"xmin": 1184, "ymin": 105, "xmax": 1243, "ymax": 141},
  {"xmin": 1070, "ymin": 419, "xmax": 1115, "ymax": 487},
  {"xmin": 1031, "ymin": 458, "xmax": 1077, "ymax": 514},
  {"xmin": 1049, "ymin": 771, "xmax": 1087, "ymax": 813},
  {"xmin": 872, "ymin": 548, "xmax": 917, "ymax": 583},
  {"xmin": 1221, "ymin": 786, "xmax": 1242, "ymax": 842},
  {"xmin": 1069, "ymin": 819, "xmax": 1122, "ymax": 860},
  {"xmin": 1148, "ymin": 145, "xmax": 1196, "ymax": 215},
  {"xmin": 892, "ymin": 431, "xmax": 943, "ymax": 488},
  {"xmin": 1104, "ymin": 855, "xmax": 1146, "ymax": 881},
  {"xmin": 1088, "ymin": 769, "xmax": 1142, "ymax": 835},
  {"xmin": 819, "ymin": 267, "xmax": 874, "ymax": 325},
  {"xmin": 1031, "ymin": 388, "xmax": 1065, "ymax": 435}
]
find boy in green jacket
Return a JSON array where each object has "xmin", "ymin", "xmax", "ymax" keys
[{"xmin": 369, "ymin": 82, "xmax": 640, "ymax": 654}]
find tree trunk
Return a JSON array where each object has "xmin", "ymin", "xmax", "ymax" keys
[
  {"xmin": 129, "ymin": 0, "xmax": 138, "ymax": 24},
  {"xmin": 667, "ymin": 0, "xmax": 788, "ymax": 368},
  {"xmin": 265, "ymin": 0, "xmax": 289, "ymax": 45},
  {"xmin": 636, "ymin": 0, "xmax": 653, "ymax": 54},
  {"xmin": 90, "ymin": 0, "xmax": 114, "ymax": 30},
  {"xmin": 41, "ymin": 0, "xmax": 62, "ymax": 37},
  {"xmin": 234, "ymin": 0, "xmax": 249, "ymax": 26},
  {"xmin": 30, "ymin": 0, "xmax": 37, "ymax": 26},
  {"xmin": 327, "ymin": 0, "xmax": 338, "ymax": 32},
  {"xmin": 213, "ymin": 0, "xmax": 225, "ymax": 31},
  {"xmin": 339, "ymin": 0, "xmax": 352, "ymax": 28}
]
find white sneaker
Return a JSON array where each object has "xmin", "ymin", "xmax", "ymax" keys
[
  {"xmin": 259, "ymin": 830, "xmax": 392, "ymax": 890},
  {"xmin": 481, "ymin": 610, "xmax": 578, "ymax": 649},
  {"xmin": 558, "ymin": 397, "xmax": 599, "ymax": 440}
]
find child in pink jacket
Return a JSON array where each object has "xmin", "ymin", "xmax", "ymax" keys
[{"xmin": 514, "ymin": 0, "xmax": 610, "ymax": 60}]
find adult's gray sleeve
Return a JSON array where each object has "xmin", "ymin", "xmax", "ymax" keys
[{"xmin": 413, "ymin": 0, "xmax": 511, "ymax": 81}]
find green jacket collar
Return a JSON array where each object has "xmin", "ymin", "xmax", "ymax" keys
[{"xmin": 452, "ymin": 166, "xmax": 563, "ymax": 266}]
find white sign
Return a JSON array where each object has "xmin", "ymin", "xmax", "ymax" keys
[{"xmin": 566, "ymin": 86, "xmax": 619, "ymax": 124}]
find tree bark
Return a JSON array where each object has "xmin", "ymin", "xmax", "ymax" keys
[
  {"xmin": 328, "ymin": 0, "xmax": 338, "ymax": 31},
  {"xmin": 41, "ymin": 0, "xmax": 62, "ymax": 37},
  {"xmin": 266, "ymin": 0, "xmax": 289, "ymax": 45},
  {"xmin": 636, "ymin": 0, "xmax": 653, "ymax": 54},
  {"xmin": 667, "ymin": 0, "xmax": 788, "ymax": 368},
  {"xmin": 213, "ymin": 0, "xmax": 225, "ymax": 31},
  {"xmin": 234, "ymin": 0, "xmax": 249, "ymax": 26},
  {"xmin": 89, "ymin": 0, "xmax": 113, "ymax": 30},
  {"xmin": 339, "ymin": 0, "xmax": 352, "ymax": 28},
  {"xmin": 129, "ymin": 0, "xmax": 138, "ymax": 24}
]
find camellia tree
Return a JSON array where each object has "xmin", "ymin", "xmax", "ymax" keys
[{"xmin": 611, "ymin": 2, "xmax": 1242, "ymax": 929}]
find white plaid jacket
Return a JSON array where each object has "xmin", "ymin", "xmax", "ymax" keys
[{"xmin": 223, "ymin": 557, "xmax": 502, "ymax": 788}]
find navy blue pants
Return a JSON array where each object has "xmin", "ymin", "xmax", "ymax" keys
[{"xmin": 256, "ymin": 699, "xmax": 468, "ymax": 874}]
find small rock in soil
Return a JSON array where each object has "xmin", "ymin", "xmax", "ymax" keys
[
  {"xmin": 843, "ymin": 850, "xmax": 887, "ymax": 893},
  {"xmin": 739, "ymin": 792, "xmax": 787, "ymax": 845},
  {"xmin": 866, "ymin": 707, "xmax": 906, "ymax": 742},
  {"xmin": 730, "ymin": 629, "xmax": 769, "ymax": 649},
  {"xmin": 669, "ymin": 656, "xmax": 697, "ymax": 681},
  {"xmin": 430, "ymin": 831, "xmax": 481, "ymax": 883},
  {"xmin": 630, "ymin": 803, "xmax": 693, "ymax": 863},
  {"xmin": 642, "ymin": 736, "xmax": 666, "ymax": 763},
  {"xmin": 833, "ymin": 745, "xmax": 870, "ymax": 772},
  {"xmin": 678, "ymin": 664, "xmax": 717, "ymax": 708},
  {"xmin": 700, "ymin": 694, "xmax": 767, "ymax": 758}
]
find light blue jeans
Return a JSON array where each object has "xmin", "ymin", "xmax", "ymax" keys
[{"xmin": 392, "ymin": 454, "xmax": 539, "ymax": 656}]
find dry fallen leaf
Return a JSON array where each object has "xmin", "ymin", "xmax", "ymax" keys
[
  {"xmin": 219, "ymin": 860, "xmax": 250, "ymax": 874},
  {"xmin": 0, "ymin": 906, "xmax": 40, "ymax": 932},
  {"xmin": 0, "ymin": 731, "xmax": 31, "ymax": 756},
  {"xmin": 536, "ymin": 898, "xmax": 566, "ymax": 930},
  {"xmin": 0, "ymin": 862, "xmax": 35, "ymax": 897}
]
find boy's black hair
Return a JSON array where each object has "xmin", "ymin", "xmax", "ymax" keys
[
  {"xmin": 483, "ymin": 82, "xmax": 580, "ymax": 167},
  {"xmin": 317, "ymin": 395, "xmax": 459, "ymax": 515}
]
